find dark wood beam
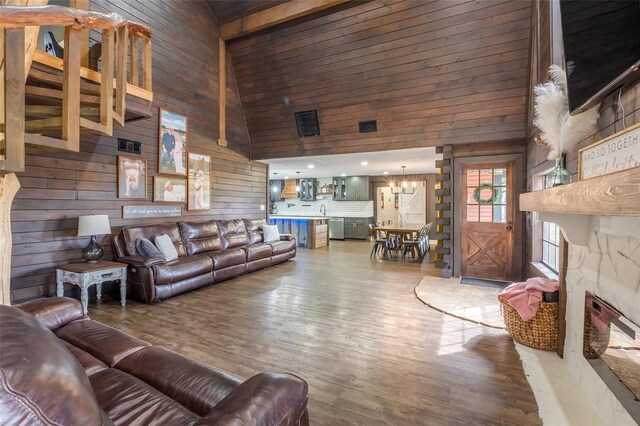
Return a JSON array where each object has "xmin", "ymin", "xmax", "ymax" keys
[{"xmin": 220, "ymin": 0, "xmax": 350, "ymax": 40}]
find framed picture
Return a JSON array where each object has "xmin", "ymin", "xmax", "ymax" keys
[
  {"xmin": 158, "ymin": 108, "xmax": 187, "ymax": 176},
  {"xmin": 117, "ymin": 155, "xmax": 147, "ymax": 199},
  {"xmin": 153, "ymin": 176, "xmax": 187, "ymax": 203},
  {"xmin": 187, "ymin": 152, "xmax": 211, "ymax": 211}
]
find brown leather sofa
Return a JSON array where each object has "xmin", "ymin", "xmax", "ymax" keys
[
  {"xmin": 112, "ymin": 219, "xmax": 296, "ymax": 303},
  {"xmin": 0, "ymin": 297, "xmax": 309, "ymax": 426}
]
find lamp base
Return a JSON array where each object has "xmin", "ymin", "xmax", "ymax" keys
[{"xmin": 83, "ymin": 235, "xmax": 103, "ymax": 263}]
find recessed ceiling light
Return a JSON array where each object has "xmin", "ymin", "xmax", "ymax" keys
[
  {"xmin": 361, "ymin": 161, "xmax": 368, "ymax": 166},
  {"xmin": 307, "ymin": 164, "xmax": 314, "ymax": 169},
  {"xmin": 284, "ymin": 176, "xmax": 289, "ymax": 179},
  {"xmin": 341, "ymin": 173, "xmax": 346, "ymax": 177},
  {"xmin": 383, "ymin": 171, "xmax": 389, "ymax": 175}
]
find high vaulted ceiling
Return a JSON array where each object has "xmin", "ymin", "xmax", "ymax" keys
[
  {"xmin": 206, "ymin": 0, "xmax": 291, "ymax": 24},
  {"xmin": 208, "ymin": 0, "xmax": 532, "ymax": 160}
]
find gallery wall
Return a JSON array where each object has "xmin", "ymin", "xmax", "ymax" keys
[{"xmin": 10, "ymin": 0, "xmax": 267, "ymax": 303}]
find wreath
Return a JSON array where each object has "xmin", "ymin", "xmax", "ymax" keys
[{"xmin": 472, "ymin": 183, "xmax": 501, "ymax": 204}]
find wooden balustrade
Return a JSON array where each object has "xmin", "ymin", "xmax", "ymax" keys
[{"xmin": 0, "ymin": 5, "xmax": 152, "ymax": 173}]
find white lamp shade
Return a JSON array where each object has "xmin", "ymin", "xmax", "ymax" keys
[{"xmin": 77, "ymin": 215, "xmax": 111, "ymax": 237}]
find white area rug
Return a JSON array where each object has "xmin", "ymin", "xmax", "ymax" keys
[{"xmin": 414, "ymin": 275, "xmax": 505, "ymax": 329}]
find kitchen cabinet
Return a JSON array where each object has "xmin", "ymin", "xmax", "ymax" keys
[
  {"xmin": 269, "ymin": 179, "xmax": 284, "ymax": 202},
  {"xmin": 299, "ymin": 178, "xmax": 316, "ymax": 201},
  {"xmin": 344, "ymin": 217, "xmax": 373, "ymax": 240},
  {"xmin": 332, "ymin": 176, "xmax": 370, "ymax": 201},
  {"xmin": 333, "ymin": 177, "xmax": 347, "ymax": 200}
]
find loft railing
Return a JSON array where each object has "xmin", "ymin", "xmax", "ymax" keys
[{"xmin": 0, "ymin": 5, "xmax": 152, "ymax": 172}]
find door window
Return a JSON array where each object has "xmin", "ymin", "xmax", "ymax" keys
[{"xmin": 465, "ymin": 168, "xmax": 507, "ymax": 223}]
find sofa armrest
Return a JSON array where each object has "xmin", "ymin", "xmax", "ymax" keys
[
  {"xmin": 119, "ymin": 255, "xmax": 166, "ymax": 268},
  {"xmin": 194, "ymin": 372, "xmax": 308, "ymax": 426},
  {"xmin": 279, "ymin": 234, "xmax": 295, "ymax": 241},
  {"xmin": 15, "ymin": 297, "xmax": 86, "ymax": 331}
]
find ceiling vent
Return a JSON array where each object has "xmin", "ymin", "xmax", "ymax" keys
[
  {"xmin": 359, "ymin": 120, "xmax": 377, "ymax": 133},
  {"xmin": 295, "ymin": 110, "xmax": 320, "ymax": 137}
]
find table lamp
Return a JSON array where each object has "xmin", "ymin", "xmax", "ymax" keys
[{"xmin": 77, "ymin": 214, "xmax": 111, "ymax": 263}]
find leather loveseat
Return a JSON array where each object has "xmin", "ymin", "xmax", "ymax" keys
[
  {"xmin": 0, "ymin": 297, "xmax": 309, "ymax": 426},
  {"xmin": 112, "ymin": 219, "xmax": 295, "ymax": 303}
]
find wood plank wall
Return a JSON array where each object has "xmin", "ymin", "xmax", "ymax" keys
[
  {"xmin": 10, "ymin": 0, "xmax": 266, "ymax": 303},
  {"xmin": 227, "ymin": 0, "xmax": 532, "ymax": 159},
  {"xmin": 524, "ymin": 0, "xmax": 640, "ymax": 276}
]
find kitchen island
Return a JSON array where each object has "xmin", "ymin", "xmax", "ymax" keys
[{"xmin": 269, "ymin": 216, "xmax": 329, "ymax": 249}]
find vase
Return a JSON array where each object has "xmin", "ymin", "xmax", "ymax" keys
[{"xmin": 546, "ymin": 157, "xmax": 572, "ymax": 188}]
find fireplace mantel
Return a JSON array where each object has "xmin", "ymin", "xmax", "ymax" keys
[{"xmin": 520, "ymin": 167, "xmax": 640, "ymax": 245}]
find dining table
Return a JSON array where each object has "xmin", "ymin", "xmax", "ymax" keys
[
  {"xmin": 373, "ymin": 223, "xmax": 424, "ymax": 240},
  {"xmin": 372, "ymin": 223, "xmax": 425, "ymax": 257}
]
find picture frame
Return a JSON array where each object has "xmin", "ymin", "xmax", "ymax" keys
[
  {"xmin": 158, "ymin": 108, "xmax": 188, "ymax": 176},
  {"xmin": 578, "ymin": 122, "xmax": 640, "ymax": 180},
  {"xmin": 153, "ymin": 176, "xmax": 187, "ymax": 203},
  {"xmin": 117, "ymin": 155, "xmax": 147, "ymax": 199},
  {"xmin": 187, "ymin": 151, "xmax": 211, "ymax": 211}
]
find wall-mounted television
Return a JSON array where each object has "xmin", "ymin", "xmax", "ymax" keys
[{"xmin": 560, "ymin": 0, "xmax": 640, "ymax": 114}]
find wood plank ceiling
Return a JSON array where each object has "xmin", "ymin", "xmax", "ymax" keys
[
  {"xmin": 209, "ymin": 0, "xmax": 532, "ymax": 160},
  {"xmin": 206, "ymin": 0, "xmax": 291, "ymax": 24}
]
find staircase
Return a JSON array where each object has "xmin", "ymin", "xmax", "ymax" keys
[{"xmin": 0, "ymin": 2, "xmax": 153, "ymax": 305}]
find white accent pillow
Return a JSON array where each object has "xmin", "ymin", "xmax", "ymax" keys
[
  {"xmin": 154, "ymin": 234, "xmax": 178, "ymax": 261},
  {"xmin": 263, "ymin": 224, "xmax": 280, "ymax": 242}
]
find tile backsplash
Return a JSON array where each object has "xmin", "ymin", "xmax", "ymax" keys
[{"xmin": 272, "ymin": 178, "xmax": 374, "ymax": 218}]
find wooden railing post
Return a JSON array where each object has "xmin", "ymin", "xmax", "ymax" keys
[
  {"xmin": 62, "ymin": 26, "xmax": 80, "ymax": 150},
  {"xmin": 3, "ymin": 28, "xmax": 25, "ymax": 172},
  {"xmin": 69, "ymin": 0, "xmax": 89, "ymax": 67},
  {"xmin": 142, "ymin": 37, "xmax": 152, "ymax": 92},
  {"xmin": 129, "ymin": 35, "xmax": 138, "ymax": 86},
  {"xmin": 100, "ymin": 28, "xmax": 114, "ymax": 135},
  {"xmin": 114, "ymin": 25, "xmax": 127, "ymax": 125}
]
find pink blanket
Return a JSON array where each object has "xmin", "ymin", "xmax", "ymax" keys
[{"xmin": 498, "ymin": 277, "xmax": 559, "ymax": 321}]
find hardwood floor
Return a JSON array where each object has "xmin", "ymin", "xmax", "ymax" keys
[{"xmin": 89, "ymin": 240, "xmax": 541, "ymax": 425}]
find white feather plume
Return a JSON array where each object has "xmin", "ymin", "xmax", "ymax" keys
[{"xmin": 533, "ymin": 66, "xmax": 601, "ymax": 160}]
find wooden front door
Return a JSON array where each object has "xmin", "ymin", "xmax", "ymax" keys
[{"xmin": 460, "ymin": 163, "xmax": 514, "ymax": 281}]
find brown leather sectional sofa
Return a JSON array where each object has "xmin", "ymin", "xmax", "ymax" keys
[
  {"xmin": 0, "ymin": 297, "xmax": 309, "ymax": 426},
  {"xmin": 112, "ymin": 219, "xmax": 295, "ymax": 303}
]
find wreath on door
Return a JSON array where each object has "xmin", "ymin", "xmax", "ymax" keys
[{"xmin": 472, "ymin": 183, "xmax": 501, "ymax": 204}]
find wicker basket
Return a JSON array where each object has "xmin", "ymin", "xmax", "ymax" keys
[
  {"xmin": 500, "ymin": 299, "xmax": 558, "ymax": 351},
  {"xmin": 583, "ymin": 309, "xmax": 611, "ymax": 359}
]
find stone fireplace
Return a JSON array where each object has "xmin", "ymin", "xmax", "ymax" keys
[
  {"xmin": 519, "ymin": 169, "xmax": 640, "ymax": 424},
  {"xmin": 563, "ymin": 229, "xmax": 640, "ymax": 424}
]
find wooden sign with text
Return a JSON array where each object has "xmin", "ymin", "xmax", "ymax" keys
[
  {"xmin": 579, "ymin": 123, "xmax": 640, "ymax": 180},
  {"xmin": 122, "ymin": 205, "xmax": 182, "ymax": 219}
]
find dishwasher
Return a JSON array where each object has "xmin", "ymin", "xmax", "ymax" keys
[{"xmin": 329, "ymin": 217, "xmax": 345, "ymax": 240}]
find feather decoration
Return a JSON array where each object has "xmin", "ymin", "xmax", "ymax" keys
[{"xmin": 533, "ymin": 65, "xmax": 601, "ymax": 160}]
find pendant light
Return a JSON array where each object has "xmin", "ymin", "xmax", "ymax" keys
[{"xmin": 390, "ymin": 166, "xmax": 415, "ymax": 194}]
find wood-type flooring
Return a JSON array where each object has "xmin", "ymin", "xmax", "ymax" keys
[{"xmin": 89, "ymin": 240, "xmax": 541, "ymax": 425}]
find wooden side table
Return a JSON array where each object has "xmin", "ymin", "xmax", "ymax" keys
[{"xmin": 56, "ymin": 260, "xmax": 127, "ymax": 314}]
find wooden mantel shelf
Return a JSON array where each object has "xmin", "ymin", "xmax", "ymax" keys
[
  {"xmin": 520, "ymin": 167, "xmax": 640, "ymax": 246},
  {"xmin": 520, "ymin": 167, "xmax": 640, "ymax": 216}
]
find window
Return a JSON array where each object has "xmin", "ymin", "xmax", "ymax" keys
[
  {"xmin": 542, "ymin": 221, "xmax": 560, "ymax": 272},
  {"xmin": 465, "ymin": 168, "xmax": 507, "ymax": 223}
]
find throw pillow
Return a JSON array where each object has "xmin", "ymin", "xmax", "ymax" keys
[
  {"xmin": 136, "ymin": 237, "xmax": 164, "ymax": 259},
  {"xmin": 263, "ymin": 224, "xmax": 280, "ymax": 242},
  {"xmin": 154, "ymin": 234, "xmax": 179, "ymax": 261}
]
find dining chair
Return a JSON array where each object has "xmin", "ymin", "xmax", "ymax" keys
[
  {"xmin": 401, "ymin": 224, "xmax": 428, "ymax": 262},
  {"xmin": 369, "ymin": 224, "xmax": 388, "ymax": 258}
]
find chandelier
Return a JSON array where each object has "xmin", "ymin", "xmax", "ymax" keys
[{"xmin": 389, "ymin": 166, "xmax": 415, "ymax": 194}]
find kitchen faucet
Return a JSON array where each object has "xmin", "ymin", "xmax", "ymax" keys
[{"xmin": 320, "ymin": 204, "xmax": 326, "ymax": 215}]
